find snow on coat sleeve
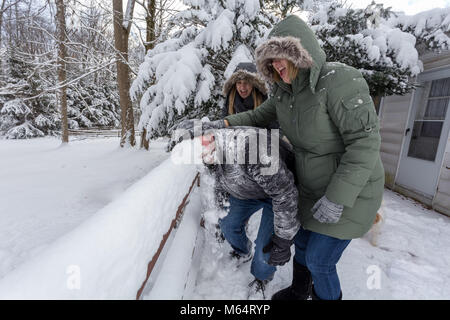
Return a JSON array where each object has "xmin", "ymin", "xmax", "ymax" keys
[{"xmin": 246, "ymin": 152, "xmax": 300, "ymax": 241}]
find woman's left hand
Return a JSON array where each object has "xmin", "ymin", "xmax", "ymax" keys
[{"xmin": 311, "ymin": 196, "xmax": 344, "ymax": 224}]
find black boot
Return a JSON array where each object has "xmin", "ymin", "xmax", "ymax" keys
[
  {"xmin": 311, "ymin": 285, "xmax": 342, "ymax": 300},
  {"xmin": 271, "ymin": 260, "xmax": 312, "ymax": 300}
]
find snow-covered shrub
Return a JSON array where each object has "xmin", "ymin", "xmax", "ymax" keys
[
  {"xmin": 387, "ymin": 7, "xmax": 450, "ymax": 52},
  {"xmin": 310, "ymin": 2, "xmax": 423, "ymax": 97},
  {"xmin": 66, "ymin": 82, "xmax": 121, "ymax": 129}
]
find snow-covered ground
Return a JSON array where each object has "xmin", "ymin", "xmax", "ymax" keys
[
  {"xmin": 1, "ymin": 137, "xmax": 449, "ymax": 299},
  {"xmin": 191, "ymin": 189, "xmax": 450, "ymax": 300},
  {"xmin": 0, "ymin": 136, "xmax": 169, "ymax": 280}
]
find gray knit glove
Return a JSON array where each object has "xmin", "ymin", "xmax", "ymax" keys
[{"xmin": 311, "ymin": 195, "xmax": 344, "ymax": 224}]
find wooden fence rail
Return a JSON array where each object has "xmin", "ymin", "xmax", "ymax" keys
[{"xmin": 68, "ymin": 128, "xmax": 141, "ymax": 138}]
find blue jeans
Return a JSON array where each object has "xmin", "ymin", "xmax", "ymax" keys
[
  {"xmin": 219, "ymin": 195, "xmax": 276, "ymax": 281},
  {"xmin": 294, "ymin": 227, "xmax": 351, "ymax": 300}
]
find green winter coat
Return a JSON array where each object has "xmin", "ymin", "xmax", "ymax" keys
[{"xmin": 225, "ymin": 15, "xmax": 384, "ymax": 240}]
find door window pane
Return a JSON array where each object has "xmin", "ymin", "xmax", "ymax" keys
[
  {"xmin": 407, "ymin": 76, "xmax": 449, "ymax": 162},
  {"xmin": 429, "ymin": 77, "xmax": 450, "ymax": 97},
  {"xmin": 424, "ymin": 98, "xmax": 449, "ymax": 120},
  {"xmin": 407, "ymin": 121, "xmax": 443, "ymax": 161}
]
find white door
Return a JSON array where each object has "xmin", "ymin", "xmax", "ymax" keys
[{"xmin": 396, "ymin": 68, "xmax": 450, "ymax": 199}]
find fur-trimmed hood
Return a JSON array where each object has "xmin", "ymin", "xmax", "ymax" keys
[
  {"xmin": 255, "ymin": 15, "xmax": 326, "ymax": 92},
  {"xmin": 222, "ymin": 62, "xmax": 268, "ymax": 96}
]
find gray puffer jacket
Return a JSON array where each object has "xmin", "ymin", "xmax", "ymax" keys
[{"xmin": 208, "ymin": 127, "xmax": 300, "ymax": 241}]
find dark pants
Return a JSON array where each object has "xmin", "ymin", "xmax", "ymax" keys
[
  {"xmin": 219, "ymin": 195, "xmax": 276, "ymax": 281},
  {"xmin": 294, "ymin": 227, "xmax": 351, "ymax": 300}
]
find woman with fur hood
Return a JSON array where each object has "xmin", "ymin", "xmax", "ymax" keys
[
  {"xmin": 221, "ymin": 62, "xmax": 268, "ymax": 117},
  {"xmin": 201, "ymin": 15, "xmax": 384, "ymax": 300}
]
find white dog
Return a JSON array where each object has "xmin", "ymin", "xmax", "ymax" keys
[{"xmin": 368, "ymin": 205, "xmax": 385, "ymax": 247}]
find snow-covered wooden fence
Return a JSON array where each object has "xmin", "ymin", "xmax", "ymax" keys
[
  {"xmin": 136, "ymin": 173, "xmax": 200, "ymax": 299},
  {"xmin": 68, "ymin": 128, "xmax": 141, "ymax": 138},
  {"xmin": 0, "ymin": 147, "xmax": 203, "ymax": 299}
]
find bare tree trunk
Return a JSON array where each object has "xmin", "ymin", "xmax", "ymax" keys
[
  {"xmin": 145, "ymin": 0, "xmax": 156, "ymax": 52},
  {"xmin": 113, "ymin": 0, "xmax": 136, "ymax": 147},
  {"xmin": 371, "ymin": 95, "xmax": 382, "ymax": 115},
  {"xmin": 0, "ymin": 1, "xmax": 4, "ymax": 49},
  {"xmin": 140, "ymin": 0, "xmax": 156, "ymax": 150},
  {"xmin": 56, "ymin": 0, "xmax": 68, "ymax": 143}
]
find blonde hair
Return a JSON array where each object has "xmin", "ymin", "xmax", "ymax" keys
[
  {"xmin": 271, "ymin": 60, "xmax": 299, "ymax": 83},
  {"xmin": 227, "ymin": 87, "xmax": 264, "ymax": 115}
]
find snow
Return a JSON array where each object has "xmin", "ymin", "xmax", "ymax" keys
[
  {"xmin": 194, "ymin": 65, "xmax": 215, "ymax": 107},
  {"xmin": 224, "ymin": 44, "xmax": 253, "ymax": 79},
  {"xmin": 189, "ymin": 189, "xmax": 450, "ymax": 300},
  {"xmin": 0, "ymin": 137, "xmax": 450, "ymax": 299},
  {"xmin": 0, "ymin": 136, "xmax": 169, "ymax": 282},
  {"xmin": 365, "ymin": 25, "xmax": 422, "ymax": 75},
  {"xmin": 196, "ymin": 9, "xmax": 235, "ymax": 51},
  {"xmin": 388, "ymin": 7, "xmax": 450, "ymax": 37},
  {"xmin": 143, "ymin": 187, "xmax": 203, "ymax": 299}
]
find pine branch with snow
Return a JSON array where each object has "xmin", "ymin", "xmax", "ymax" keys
[
  {"xmin": 387, "ymin": 7, "xmax": 450, "ymax": 53},
  {"xmin": 310, "ymin": 1, "xmax": 423, "ymax": 97}
]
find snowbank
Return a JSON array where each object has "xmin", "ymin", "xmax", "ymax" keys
[
  {"xmin": 0, "ymin": 137, "xmax": 169, "ymax": 279},
  {"xmin": 0, "ymin": 140, "xmax": 202, "ymax": 299}
]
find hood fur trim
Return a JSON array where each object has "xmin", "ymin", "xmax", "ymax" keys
[
  {"xmin": 222, "ymin": 70, "xmax": 268, "ymax": 96},
  {"xmin": 255, "ymin": 36, "xmax": 314, "ymax": 83}
]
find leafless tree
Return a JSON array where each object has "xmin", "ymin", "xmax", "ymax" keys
[
  {"xmin": 55, "ymin": 0, "xmax": 68, "ymax": 143},
  {"xmin": 113, "ymin": 0, "xmax": 136, "ymax": 147}
]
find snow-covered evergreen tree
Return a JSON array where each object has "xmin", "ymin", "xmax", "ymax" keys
[
  {"xmin": 0, "ymin": 45, "xmax": 59, "ymax": 139},
  {"xmin": 131, "ymin": 0, "xmax": 277, "ymax": 140},
  {"xmin": 0, "ymin": 1, "xmax": 122, "ymax": 139},
  {"xmin": 66, "ymin": 82, "xmax": 121, "ymax": 129},
  {"xmin": 387, "ymin": 7, "xmax": 450, "ymax": 53},
  {"xmin": 309, "ymin": 1, "xmax": 423, "ymax": 97},
  {"xmin": 0, "ymin": 45, "xmax": 121, "ymax": 138}
]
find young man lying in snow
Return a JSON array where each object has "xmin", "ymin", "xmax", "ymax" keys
[{"xmin": 171, "ymin": 122, "xmax": 300, "ymax": 299}]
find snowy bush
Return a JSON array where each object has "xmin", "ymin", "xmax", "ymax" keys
[
  {"xmin": 66, "ymin": 83, "xmax": 121, "ymax": 129},
  {"xmin": 387, "ymin": 7, "xmax": 450, "ymax": 52},
  {"xmin": 131, "ymin": 0, "xmax": 277, "ymax": 140},
  {"xmin": 310, "ymin": 2, "xmax": 423, "ymax": 97},
  {"xmin": 4, "ymin": 122, "xmax": 45, "ymax": 139}
]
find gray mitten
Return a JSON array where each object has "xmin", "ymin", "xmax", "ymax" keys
[{"xmin": 311, "ymin": 195, "xmax": 344, "ymax": 224}]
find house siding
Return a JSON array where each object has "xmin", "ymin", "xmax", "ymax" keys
[{"xmin": 433, "ymin": 135, "xmax": 450, "ymax": 216}]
